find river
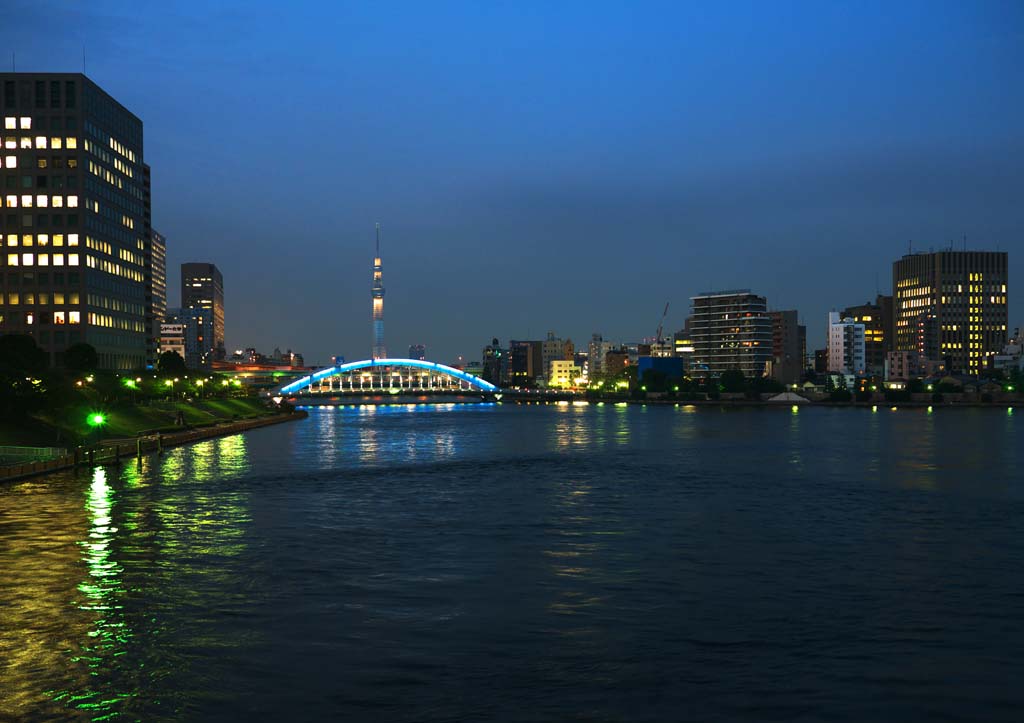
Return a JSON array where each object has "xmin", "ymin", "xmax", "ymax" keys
[{"xmin": 1, "ymin": 403, "xmax": 1021, "ymax": 721}]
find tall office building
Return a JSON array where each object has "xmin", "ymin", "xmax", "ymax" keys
[
  {"xmin": 0, "ymin": 73, "xmax": 150, "ymax": 369},
  {"xmin": 371, "ymin": 224, "xmax": 385, "ymax": 359},
  {"xmin": 828, "ymin": 312, "xmax": 866, "ymax": 376},
  {"xmin": 145, "ymin": 229, "xmax": 166, "ymax": 364},
  {"xmin": 180, "ymin": 262, "xmax": 224, "ymax": 360},
  {"xmin": 768, "ymin": 309, "xmax": 802, "ymax": 384},
  {"xmin": 893, "ymin": 251, "xmax": 1008, "ymax": 374},
  {"xmin": 841, "ymin": 294, "xmax": 892, "ymax": 375},
  {"xmin": 689, "ymin": 290, "xmax": 772, "ymax": 377}
]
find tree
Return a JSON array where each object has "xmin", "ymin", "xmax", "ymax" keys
[
  {"xmin": 157, "ymin": 351, "xmax": 187, "ymax": 375},
  {"xmin": 0, "ymin": 335, "xmax": 48, "ymax": 416},
  {"xmin": 62, "ymin": 342, "xmax": 98, "ymax": 373},
  {"xmin": 0, "ymin": 334, "xmax": 47, "ymax": 374},
  {"xmin": 719, "ymin": 369, "xmax": 746, "ymax": 394}
]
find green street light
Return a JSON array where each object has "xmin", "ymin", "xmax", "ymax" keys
[
  {"xmin": 87, "ymin": 412, "xmax": 106, "ymax": 427},
  {"xmin": 123, "ymin": 379, "xmax": 137, "ymax": 389},
  {"xmin": 164, "ymin": 379, "xmax": 174, "ymax": 387}
]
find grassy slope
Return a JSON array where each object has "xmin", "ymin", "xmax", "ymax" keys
[{"xmin": 0, "ymin": 397, "xmax": 273, "ymax": 446}]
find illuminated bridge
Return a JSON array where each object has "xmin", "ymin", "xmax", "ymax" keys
[{"xmin": 270, "ymin": 358, "xmax": 500, "ymax": 401}]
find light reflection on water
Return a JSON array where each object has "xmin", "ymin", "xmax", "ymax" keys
[{"xmin": 0, "ymin": 404, "xmax": 1021, "ymax": 721}]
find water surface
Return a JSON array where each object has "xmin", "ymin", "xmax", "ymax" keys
[{"xmin": 1, "ymin": 403, "xmax": 1021, "ymax": 721}]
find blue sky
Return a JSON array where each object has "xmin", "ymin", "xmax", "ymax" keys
[{"xmin": 5, "ymin": 0, "xmax": 1022, "ymax": 362}]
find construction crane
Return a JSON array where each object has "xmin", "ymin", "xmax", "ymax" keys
[{"xmin": 655, "ymin": 301, "xmax": 670, "ymax": 344}]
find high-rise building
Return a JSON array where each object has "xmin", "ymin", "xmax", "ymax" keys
[
  {"xmin": 587, "ymin": 333, "xmax": 614, "ymax": 379},
  {"xmin": 893, "ymin": 250, "xmax": 1008, "ymax": 374},
  {"xmin": 0, "ymin": 73, "xmax": 150, "ymax": 369},
  {"xmin": 146, "ymin": 229, "xmax": 166, "ymax": 366},
  {"xmin": 689, "ymin": 290, "xmax": 772, "ymax": 377},
  {"xmin": 828, "ymin": 311, "xmax": 866, "ymax": 376},
  {"xmin": 181, "ymin": 262, "xmax": 224, "ymax": 360},
  {"xmin": 408, "ymin": 343, "xmax": 425, "ymax": 360},
  {"xmin": 841, "ymin": 295, "xmax": 892, "ymax": 376},
  {"xmin": 768, "ymin": 310, "xmax": 802, "ymax": 384},
  {"xmin": 371, "ymin": 224, "xmax": 385, "ymax": 359}
]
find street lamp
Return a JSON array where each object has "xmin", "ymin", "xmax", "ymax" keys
[{"xmin": 87, "ymin": 411, "xmax": 106, "ymax": 444}]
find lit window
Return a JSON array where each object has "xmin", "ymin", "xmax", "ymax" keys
[
  {"xmin": 54, "ymin": 293, "xmax": 64, "ymax": 305},
  {"xmin": 7, "ymin": 292, "xmax": 18, "ymax": 304},
  {"xmin": 5, "ymin": 234, "xmax": 15, "ymax": 246},
  {"xmin": 36, "ymin": 194, "xmax": 47, "ymax": 208},
  {"xmin": 52, "ymin": 253, "xmax": 64, "ymax": 266},
  {"xmin": 68, "ymin": 253, "xmax": 79, "ymax": 266},
  {"xmin": 54, "ymin": 311, "xmax": 65, "ymax": 324},
  {"xmin": 68, "ymin": 233, "xmax": 78, "ymax": 246},
  {"xmin": 22, "ymin": 195, "xmax": 34, "ymax": 207},
  {"xmin": 3, "ymin": 118, "xmax": 14, "ymax": 130},
  {"xmin": 69, "ymin": 311, "xmax": 80, "ymax": 324},
  {"xmin": 3, "ymin": 138, "xmax": 14, "ymax": 149},
  {"xmin": 22, "ymin": 234, "xmax": 31, "ymax": 246},
  {"xmin": 21, "ymin": 253, "xmax": 33, "ymax": 265},
  {"xmin": 20, "ymin": 137, "xmax": 31, "ymax": 149},
  {"xmin": 3, "ymin": 156, "xmax": 14, "ymax": 168},
  {"xmin": 26, "ymin": 312, "xmax": 34, "ymax": 325},
  {"xmin": 66, "ymin": 137, "xmax": 77, "ymax": 149},
  {"xmin": 38, "ymin": 234, "xmax": 48, "ymax": 246},
  {"xmin": 53, "ymin": 234, "xmax": 63, "ymax": 247},
  {"xmin": 50, "ymin": 137, "xmax": 62, "ymax": 150},
  {"xmin": 35, "ymin": 136, "xmax": 47, "ymax": 149},
  {"xmin": 38, "ymin": 254, "xmax": 48, "ymax": 266},
  {"xmin": 69, "ymin": 292, "xmax": 79, "ymax": 304},
  {"xmin": 67, "ymin": 196, "xmax": 78, "ymax": 208},
  {"xmin": 4, "ymin": 195, "xmax": 15, "ymax": 208},
  {"xmin": 51, "ymin": 195, "xmax": 62, "ymax": 207},
  {"xmin": 19, "ymin": 117, "xmax": 31, "ymax": 129}
]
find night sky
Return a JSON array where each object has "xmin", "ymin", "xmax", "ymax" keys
[{"xmin": 5, "ymin": 1, "xmax": 1022, "ymax": 364}]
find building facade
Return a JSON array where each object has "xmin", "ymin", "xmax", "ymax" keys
[
  {"xmin": 549, "ymin": 359, "xmax": 581, "ymax": 388},
  {"xmin": 158, "ymin": 320, "xmax": 185, "ymax": 361},
  {"xmin": 181, "ymin": 262, "xmax": 224, "ymax": 360},
  {"xmin": 166, "ymin": 306, "xmax": 213, "ymax": 369},
  {"xmin": 145, "ymin": 228, "xmax": 166, "ymax": 367},
  {"xmin": 689, "ymin": 290, "xmax": 772, "ymax": 377},
  {"xmin": 0, "ymin": 73, "xmax": 151, "ymax": 369},
  {"xmin": 508, "ymin": 339, "xmax": 542, "ymax": 387},
  {"xmin": 768, "ymin": 309, "xmax": 802, "ymax": 385},
  {"xmin": 893, "ymin": 251, "xmax": 1008, "ymax": 374},
  {"xmin": 841, "ymin": 295, "xmax": 892, "ymax": 376},
  {"xmin": 482, "ymin": 338, "xmax": 507, "ymax": 387},
  {"xmin": 587, "ymin": 333, "xmax": 614, "ymax": 379},
  {"xmin": 827, "ymin": 311, "xmax": 866, "ymax": 376}
]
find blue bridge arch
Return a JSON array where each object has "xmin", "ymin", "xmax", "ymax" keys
[{"xmin": 276, "ymin": 358, "xmax": 499, "ymax": 395}]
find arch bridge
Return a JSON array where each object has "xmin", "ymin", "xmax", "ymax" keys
[{"xmin": 272, "ymin": 358, "xmax": 500, "ymax": 398}]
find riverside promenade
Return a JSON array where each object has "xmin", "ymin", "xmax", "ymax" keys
[{"xmin": 0, "ymin": 411, "xmax": 307, "ymax": 483}]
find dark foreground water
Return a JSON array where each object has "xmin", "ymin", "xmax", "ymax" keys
[{"xmin": 1, "ymin": 403, "xmax": 1022, "ymax": 721}]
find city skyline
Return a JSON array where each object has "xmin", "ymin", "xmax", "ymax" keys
[{"xmin": 4, "ymin": 1, "xmax": 1021, "ymax": 363}]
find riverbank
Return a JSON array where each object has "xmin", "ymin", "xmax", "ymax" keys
[{"xmin": 0, "ymin": 410, "xmax": 307, "ymax": 483}]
